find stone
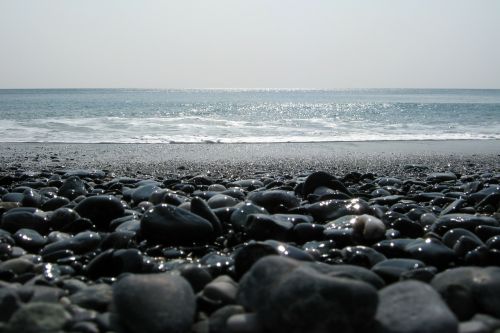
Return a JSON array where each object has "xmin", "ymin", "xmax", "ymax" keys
[
  {"xmin": 12, "ymin": 228, "xmax": 46, "ymax": 251},
  {"xmin": 40, "ymin": 231, "xmax": 101, "ymax": 256},
  {"xmin": 230, "ymin": 202, "xmax": 268, "ymax": 231},
  {"xmin": 201, "ymin": 275, "xmax": 238, "ymax": 307},
  {"xmin": 207, "ymin": 194, "xmax": 240, "ymax": 209},
  {"xmin": 226, "ymin": 313, "xmax": 262, "ymax": 333},
  {"xmin": 253, "ymin": 264, "xmax": 378, "ymax": 333},
  {"xmin": 141, "ymin": 204, "xmax": 214, "ymax": 245},
  {"xmin": 307, "ymin": 198, "xmax": 372, "ymax": 222},
  {"xmin": 112, "ymin": 273, "xmax": 196, "ymax": 333},
  {"xmin": 69, "ymin": 284, "xmax": 113, "ymax": 312},
  {"xmin": 75, "ymin": 195, "xmax": 125, "ymax": 229},
  {"xmin": 0, "ymin": 288, "xmax": 21, "ymax": 322},
  {"xmin": 131, "ymin": 184, "xmax": 160, "ymax": 205},
  {"xmin": 1, "ymin": 208, "xmax": 49, "ymax": 234},
  {"xmin": 0, "ymin": 257, "xmax": 34, "ymax": 275},
  {"xmin": 427, "ymin": 172, "xmax": 458, "ymax": 183},
  {"xmin": 246, "ymin": 214, "xmax": 294, "ymax": 241},
  {"xmin": 58, "ymin": 176, "xmax": 88, "ymax": 200},
  {"xmin": 341, "ymin": 245, "xmax": 387, "ymax": 268},
  {"xmin": 48, "ymin": 207, "xmax": 81, "ymax": 230},
  {"xmin": 302, "ymin": 171, "xmax": 350, "ymax": 196},
  {"xmin": 190, "ymin": 197, "xmax": 223, "ymax": 235},
  {"xmin": 247, "ymin": 190, "xmax": 300, "ymax": 214},
  {"xmin": 4, "ymin": 302, "xmax": 71, "ymax": 333},
  {"xmin": 431, "ymin": 214, "xmax": 499, "ymax": 234},
  {"xmin": 371, "ymin": 258, "xmax": 426, "ymax": 283},
  {"xmin": 208, "ymin": 305, "xmax": 245, "ymax": 333},
  {"xmin": 405, "ymin": 238, "xmax": 456, "ymax": 268},
  {"xmin": 431, "ymin": 267, "xmax": 500, "ymax": 320},
  {"xmin": 376, "ymin": 280, "xmax": 458, "ymax": 333},
  {"xmin": 21, "ymin": 188, "xmax": 42, "ymax": 207},
  {"xmin": 351, "ymin": 214, "xmax": 386, "ymax": 243},
  {"xmin": 178, "ymin": 265, "xmax": 213, "ymax": 293}
]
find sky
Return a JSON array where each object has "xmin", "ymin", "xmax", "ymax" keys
[{"xmin": 0, "ymin": 0, "xmax": 499, "ymax": 89}]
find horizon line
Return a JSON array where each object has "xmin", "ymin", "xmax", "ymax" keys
[{"xmin": 1, "ymin": 87, "xmax": 500, "ymax": 91}]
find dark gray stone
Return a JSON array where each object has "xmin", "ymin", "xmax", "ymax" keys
[
  {"xmin": 237, "ymin": 255, "xmax": 379, "ymax": 333},
  {"xmin": 431, "ymin": 267, "xmax": 500, "ymax": 320},
  {"xmin": 431, "ymin": 214, "xmax": 499, "ymax": 234},
  {"xmin": 4, "ymin": 302, "xmax": 71, "ymax": 333},
  {"xmin": 112, "ymin": 273, "xmax": 196, "ymax": 333},
  {"xmin": 141, "ymin": 204, "xmax": 214, "ymax": 245},
  {"xmin": 376, "ymin": 280, "xmax": 458, "ymax": 333},
  {"xmin": 247, "ymin": 190, "xmax": 300, "ymax": 214},
  {"xmin": 69, "ymin": 284, "xmax": 113, "ymax": 312},
  {"xmin": 58, "ymin": 176, "xmax": 88, "ymax": 200},
  {"xmin": 260, "ymin": 265, "xmax": 378, "ymax": 333},
  {"xmin": 75, "ymin": 195, "xmax": 125, "ymax": 229}
]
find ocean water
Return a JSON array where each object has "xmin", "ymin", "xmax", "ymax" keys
[{"xmin": 0, "ymin": 89, "xmax": 499, "ymax": 143}]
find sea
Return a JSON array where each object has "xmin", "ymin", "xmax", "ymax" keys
[{"xmin": 0, "ymin": 89, "xmax": 499, "ymax": 144}]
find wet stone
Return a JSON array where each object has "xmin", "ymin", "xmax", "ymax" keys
[
  {"xmin": 58, "ymin": 176, "xmax": 88, "ymax": 200},
  {"xmin": 75, "ymin": 195, "xmax": 125, "ymax": 230},
  {"xmin": 307, "ymin": 198, "xmax": 372, "ymax": 222},
  {"xmin": 230, "ymin": 202, "xmax": 268, "ymax": 231},
  {"xmin": 190, "ymin": 197, "xmax": 223, "ymax": 235},
  {"xmin": 247, "ymin": 190, "xmax": 300, "ymax": 214},
  {"xmin": 48, "ymin": 207, "xmax": 80, "ymax": 230},
  {"xmin": 131, "ymin": 184, "xmax": 160, "ymax": 205},
  {"xmin": 351, "ymin": 214, "xmax": 386, "ymax": 243},
  {"xmin": 207, "ymin": 194, "xmax": 240, "ymax": 209},
  {"xmin": 246, "ymin": 214, "xmax": 294, "ymax": 241},
  {"xmin": 140, "ymin": 204, "xmax": 214, "ymax": 245},
  {"xmin": 20, "ymin": 188, "xmax": 42, "ymax": 208},
  {"xmin": 341, "ymin": 245, "xmax": 387, "ymax": 268},
  {"xmin": 404, "ymin": 238, "xmax": 456, "ymax": 268},
  {"xmin": 431, "ymin": 214, "xmax": 499, "ymax": 234},
  {"xmin": 40, "ymin": 231, "xmax": 101, "ymax": 256},
  {"xmin": 426, "ymin": 172, "xmax": 458, "ymax": 183},
  {"xmin": 12, "ymin": 228, "xmax": 46, "ymax": 251},
  {"xmin": 371, "ymin": 258, "xmax": 426, "ymax": 283}
]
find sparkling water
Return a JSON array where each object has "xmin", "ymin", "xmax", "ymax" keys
[{"xmin": 0, "ymin": 89, "xmax": 499, "ymax": 143}]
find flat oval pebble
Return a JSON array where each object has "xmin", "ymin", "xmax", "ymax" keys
[
  {"xmin": 405, "ymin": 238, "xmax": 456, "ymax": 268},
  {"xmin": 307, "ymin": 198, "xmax": 372, "ymax": 222},
  {"xmin": 372, "ymin": 258, "xmax": 426, "ymax": 283},
  {"xmin": 431, "ymin": 214, "xmax": 499, "ymax": 234},
  {"xmin": 131, "ymin": 184, "xmax": 160, "ymax": 205},
  {"xmin": 1, "ymin": 208, "xmax": 49, "ymax": 234}
]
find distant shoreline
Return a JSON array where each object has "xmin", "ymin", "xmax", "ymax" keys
[{"xmin": 0, "ymin": 138, "xmax": 499, "ymax": 145}]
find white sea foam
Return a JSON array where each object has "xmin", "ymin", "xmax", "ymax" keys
[
  {"xmin": 1, "ymin": 116, "xmax": 499, "ymax": 143},
  {"xmin": 1, "ymin": 89, "xmax": 499, "ymax": 143}
]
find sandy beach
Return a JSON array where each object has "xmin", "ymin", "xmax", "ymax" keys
[{"xmin": 1, "ymin": 140, "xmax": 498, "ymax": 177}]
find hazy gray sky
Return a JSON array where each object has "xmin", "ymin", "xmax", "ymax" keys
[{"xmin": 1, "ymin": 0, "xmax": 499, "ymax": 89}]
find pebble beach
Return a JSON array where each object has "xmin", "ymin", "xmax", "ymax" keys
[{"xmin": 0, "ymin": 140, "xmax": 499, "ymax": 333}]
